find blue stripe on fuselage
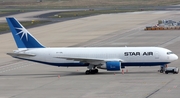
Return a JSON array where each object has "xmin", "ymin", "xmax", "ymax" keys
[
  {"xmin": 122, "ymin": 62, "xmax": 170, "ymax": 66},
  {"xmin": 15, "ymin": 57, "xmax": 170, "ymax": 67}
]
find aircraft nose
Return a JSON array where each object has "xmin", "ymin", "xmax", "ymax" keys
[
  {"xmin": 175, "ymin": 54, "xmax": 178, "ymax": 60},
  {"xmin": 171, "ymin": 54, "xmax": 178, "ymax": 61}
]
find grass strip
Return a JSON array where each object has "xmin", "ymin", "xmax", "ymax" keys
[{"xmin": 0, "ymin": 20, "xmax": 50, "ymax": 34}]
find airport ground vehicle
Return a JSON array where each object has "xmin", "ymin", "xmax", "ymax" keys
[{"xmin": 165, "ymin": 67, "xmax": 179, "ymax": 74}]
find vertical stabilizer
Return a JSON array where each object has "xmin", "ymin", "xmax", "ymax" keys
[{"xmin": 6, "ymin": 17, "xmax": 45, "ymax": 49}]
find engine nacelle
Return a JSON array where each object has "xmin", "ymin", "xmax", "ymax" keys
[{"xmin": 98, "ymin": 61, "xmax": 121, "ymax": 71}]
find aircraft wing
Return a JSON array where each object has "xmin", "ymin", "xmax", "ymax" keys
[
  {"xmin": 55, "ymin": 56, "xmax": 122, "ymax": 65},
  {"xmin": 56, "ymin": 56, "xmax": 104, "ymax": 61},
  {"xmin": 7, "ymin": 53, "xmax": 36, "ymax": 57}
]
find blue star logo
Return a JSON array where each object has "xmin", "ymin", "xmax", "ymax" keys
[{"xmin": 16, "ymin": 27, "xmax": 29, "ymax": 41}]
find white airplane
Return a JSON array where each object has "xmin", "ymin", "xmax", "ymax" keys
[{"xmin": 6, "ymin": 17, "xmax": 178, "ymax": 74}]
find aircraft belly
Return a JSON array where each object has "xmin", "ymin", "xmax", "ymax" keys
[{"xmin": 122, "ymin": 62, "xmax": 170, "ymax": 66}]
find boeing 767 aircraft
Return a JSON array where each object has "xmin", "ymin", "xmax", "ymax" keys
[{"xmin": 6, "ymin": 17, "xmax": 178, "ymax": 74}]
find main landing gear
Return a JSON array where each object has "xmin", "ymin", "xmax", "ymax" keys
[
  {"xmin": 85, "ymin": 69, "xmax": 98, "ymax": 74},
  {"xmin": 85, "ymin": 65, "xmax": 99, "ymax": 74}
]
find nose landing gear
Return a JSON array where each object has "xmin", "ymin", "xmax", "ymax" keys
[{"xmin": 159, "ymin": 65, "xmax": 167, "ymax": 73}]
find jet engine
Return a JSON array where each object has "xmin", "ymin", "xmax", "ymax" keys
[{"xmin": 98, "ymin": 61, "xmax": 121, "ymax": 71}]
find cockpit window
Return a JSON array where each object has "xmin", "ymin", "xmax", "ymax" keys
[{"xmin": 167, "ymin": 52, "xmax": 174, "ymax": 55}]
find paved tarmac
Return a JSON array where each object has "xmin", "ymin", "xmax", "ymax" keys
[
  {"xmin": 0, "ymin": 11, "xmax": 180, "ymax": 98},
  {"xmin": 0, "ymin": 9, "xmax": 84, "ymax": 23}
]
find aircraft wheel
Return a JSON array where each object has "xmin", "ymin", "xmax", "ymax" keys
[
  {"xmin": 160, "ymin": 70, "xmax": 164, "ymax": 73},
  {"xmin": 90, "ymin": 70, "xmax": 96, "ymax": 74},
  {"xmin": 95, "ymin": 69, "xmax": 98, "ymax": 73},
  {"xmin": 160, "ymin": 70, "xmax": 163, "ymax": 73},
  {"xmin": 85, "ymin": 69, "xmax": 99, "ymax": 74},
  {"xmin": 85, "ymin": 70, "xmax": 90, "ymax": 74}
]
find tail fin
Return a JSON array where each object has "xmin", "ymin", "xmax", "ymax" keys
[{"xmin": 6, "ymin": 17, "xmax": 45, "ymax": 49}]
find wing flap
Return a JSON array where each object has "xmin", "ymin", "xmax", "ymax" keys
[
  {"xmin": 55, "ymin": 56, "xmax": 123, "ymax": 65},
  {"xmin": 56, "ymin": 56, "xmax": 105, "ymax": 65},
  {"xmin": 55, "ymin": 56, "xmax": 104, "ymax": 61}
]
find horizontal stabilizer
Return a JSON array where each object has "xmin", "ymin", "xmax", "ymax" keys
[{"xmin": 7, "ymin": 53, "xmax": 36, "ymax": 58}]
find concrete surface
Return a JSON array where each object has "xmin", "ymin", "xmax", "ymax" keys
[
  {"xmin": 0, "ymin": 9, "xmax": 84, "ymax": 23},
  {"xmin": 0, "ymin": 11, "xmax": 180, "ymax": 98}
]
